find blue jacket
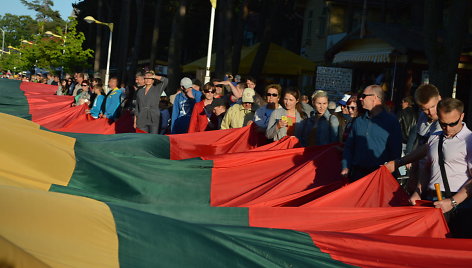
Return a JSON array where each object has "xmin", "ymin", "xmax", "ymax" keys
[
  {"xmin": 90, "ymin": 95, "xmax": 105, "ymax": 118},
  {"xmin": 171, "ymin": 89, "xmax": 202, "ymax": 134},
  {"xmin": 342, "ymin": 108, "xmax": 402, "ymax": 169},
  {"xmin": 104, "ymin": 88, "xmax": 123, "ymax": 120}
]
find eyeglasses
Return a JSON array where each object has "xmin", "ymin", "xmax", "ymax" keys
[
  {"xmin": 266, "ymin": 93, "xmax": 278, "ymax": 97},
  {"xmin": 439, "ymin": 117, "xmax": 461, "ymax": 128},
  {"xmin": 347, "ymin": 106, "xmax": 357, "ymax": 110},
  {"xmin": 359, "ymin": 93, "xmax": 375, "ymax": 99},
  {"xmin": 204, "ymin": 89, "xmax": 216, "ymax": 93}
]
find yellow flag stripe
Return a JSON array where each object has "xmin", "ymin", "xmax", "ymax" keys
[
  {"xmin": 0, "ymin": 113, "xmax": 76, "ymax": 191},
  {"xmin": 0, "ymin": 186, "xmax": 120, "ymax": 268},
  {"xmin": 0, "ymin": 235, "xmax": 50, "ymax": 268}
]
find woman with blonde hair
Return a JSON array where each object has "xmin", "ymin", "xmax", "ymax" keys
[{"xmin": 301, "ymin": 90, "xmax": 339, "ymax": 146}]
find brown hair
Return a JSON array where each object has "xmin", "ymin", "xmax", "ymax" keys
[
  {"xmin": 402, "ymin": 96, "xmax": 414, "ymax": 106},
  {"xmin": 284, "ymin": 87, "xmax": 307, "ymax": 119},
  {"xmin": 202, "ymin": 82, "xmax": 214, "ymax": 91},
  {"xmin": 415, "ymin": 84, "xmax": 440, "ymax": 105},
  {"xmin": 437, "ymin": 98, "xmax": 464, "ymax": 114},
  {"xmin": 265, "ymin": 83, "xmax": 282, "ymax": 97}
]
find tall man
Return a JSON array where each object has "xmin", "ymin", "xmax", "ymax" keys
[
  {"xmin": 134, "ymin": 71, "xmax": 168, "ymax": 134},
  {"xmin": 341, "ymin": 85, "xmax": 402, "ymax": 181}
]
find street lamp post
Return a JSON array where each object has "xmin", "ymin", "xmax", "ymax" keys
[
  {"xmin": 45, "ymin": 31, "xmax": 66, "ymax": 79},
  {"xmin": 84, "ymin": 16, "xmax": 113, "ymax": 93}
]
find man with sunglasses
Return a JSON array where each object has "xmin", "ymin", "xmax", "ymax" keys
[
  {"xmin": 341, "ymin": 85, "xmax": 402, "ymax": 181},
  {"xmin": 416, "ymin": 98, "xmax": 471, "ymax": 237}
]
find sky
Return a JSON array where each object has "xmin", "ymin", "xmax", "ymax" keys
[{"xmin": 0, "ymin": 0, "xmax": 77, "ymax": 20}]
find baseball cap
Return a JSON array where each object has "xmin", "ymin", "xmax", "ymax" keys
[
  {"xmin": 338, "ymin": 94, "xmax": 351, "ymax": 106},
  {"xmin": 242, "ymin": 88, "xmax": 255, "ymax": 103},
  {"xmin": 180, "ymin": 77, "xmax": 193, "ymax": 89}
]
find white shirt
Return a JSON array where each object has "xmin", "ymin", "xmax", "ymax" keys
[{"xmin": 426, "ymin": 123, "xmax": 472, "ymax": 192}]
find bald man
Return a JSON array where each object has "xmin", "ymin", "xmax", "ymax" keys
[{"xmin": 341, "ymin": 85, "xmax": 402, "ymax": 181}]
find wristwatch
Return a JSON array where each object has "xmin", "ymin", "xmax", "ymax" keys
[{"xmin": 450, "ymin": 197, "xmax": 458, "ymax": 208}]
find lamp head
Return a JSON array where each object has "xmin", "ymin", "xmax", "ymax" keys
[{"xmin": 84, "ymin": 16, "xmax": 96, "ymax": 24}]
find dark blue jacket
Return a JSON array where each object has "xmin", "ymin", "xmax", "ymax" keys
[{"xmin": 342, "ymin": 108, "xmax": 402, "ymax": 169}]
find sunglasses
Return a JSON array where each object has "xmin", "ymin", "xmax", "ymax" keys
[
  {"xmin": 439, "ymin": 117, "xmax": 461, "ymax": 128},
  {"xmin": 204, "ymin": 89, "xmax": 216, "ymax": 93},
  {"xmin": 347, "ymin": 106, "xmax": 357, "ymax": 110},
  {"xmin": 359, "ymin": 93, "xmax": 375, "ymax": 99},
  {"xmin": 266, "ymin": 93, "xmax": 278, "ymax": 97},
  {"xmin": 81, "ymin": 84, "xmax": 88, "ymax": 87}
]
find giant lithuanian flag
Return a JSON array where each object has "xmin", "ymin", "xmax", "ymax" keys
[{"xmin": 1, "ymin": 79, "xmax": 472, "ymax": 267}]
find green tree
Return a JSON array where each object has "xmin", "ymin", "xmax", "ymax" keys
[
  {"xmin": 20, "ymin": 0, "xmax": 65, "ymax": 33},
  {"xmin": 18, "ymin": 19, "xmax": 93, "ymax": 74},
  {"xmin": 0, "ymin": 14, "xmax": 36, "ymax": 47},
  {"xmin": 0, "ymin": 52, "xmax": 22, "ymax": 72}
]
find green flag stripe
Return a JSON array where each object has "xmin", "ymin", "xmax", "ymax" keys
[
  {"xmin": 0, "ymin": 79, "xmax": 31, "ymax": 120},
  {"xmin": 49, "ymin": 132, "xmax": 248, "ymax": 225},
  {"xmin": 108, "ymin": 203, "xmax": 353, "ymax": 267}
]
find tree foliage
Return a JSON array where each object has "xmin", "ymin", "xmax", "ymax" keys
[
  {"xmin": 20, "ymin": 0, "xmax": 65, "ymax": 33},
  {"xmin": 0, "ymin": 14, "xmax": 37, "ymax": 47},
  {"xmin": 0, "ymin": 52, "xmax": 22, "ymax": 72},
  {"xmin": 8, "ymin": 19, "xmax": 93, "ymax": 74}
]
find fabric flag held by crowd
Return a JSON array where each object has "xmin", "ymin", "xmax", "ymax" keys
[{"xmin": 1, "ymin": 79, "xmax": 472, "ymax": 267}]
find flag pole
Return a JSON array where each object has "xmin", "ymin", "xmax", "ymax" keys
[{"xmin": 204, "ymin": 3, "xmax": 216, "ymax": 84}]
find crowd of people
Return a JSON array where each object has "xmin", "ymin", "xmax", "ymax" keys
[{"xmin": 3, "ymin": 70, "xmax": 471, "ymax": 238}]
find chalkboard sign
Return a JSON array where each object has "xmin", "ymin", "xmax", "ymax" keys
[{"xmin": 315, "ymin": 66, "xmax": 352, "ymax": 101}]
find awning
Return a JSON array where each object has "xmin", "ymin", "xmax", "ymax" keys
[
  {"xmin": 333, "ymin": 49, "xmax": 393, "ymax": 63},
  {"xmin": 183, "ymin": 43, "xmax": 316, "ymax": 75},
  {"xmin": 331, "ymin": 38, "xmax": 402, "ymax": 64}
]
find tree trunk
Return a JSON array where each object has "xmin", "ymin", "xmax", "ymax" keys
[
  {"xmin": 167, "ymin": 0, "xmax": 187, "ymax": 95},
  {"xmin": 249, "ymin": 0, "xmax": 280, "ymax": 78},
  {"xmin": 117, "ymin": 0, "xmax": 131, "ymax": 85},
  {"xmin": 223, "ymin": 0, "xmax": 234, "ymax": 74},
  {"xmin": 149, "ymin": 0, "xmax": 163, "ymax": 71},
  {"xmin": 424, "ymin": 0, "xmax": 471, "ymax": 97},
  {"xmin": 128, "ymin": 0, "xmax": 144, "ymax": 82},
  {"xmin": 93, "ymin": 0, "xmax": 103, "ymax": 74},
  {"xmin": 231, "ymin": 0, "xmax": 248, "ymax": 75}
]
